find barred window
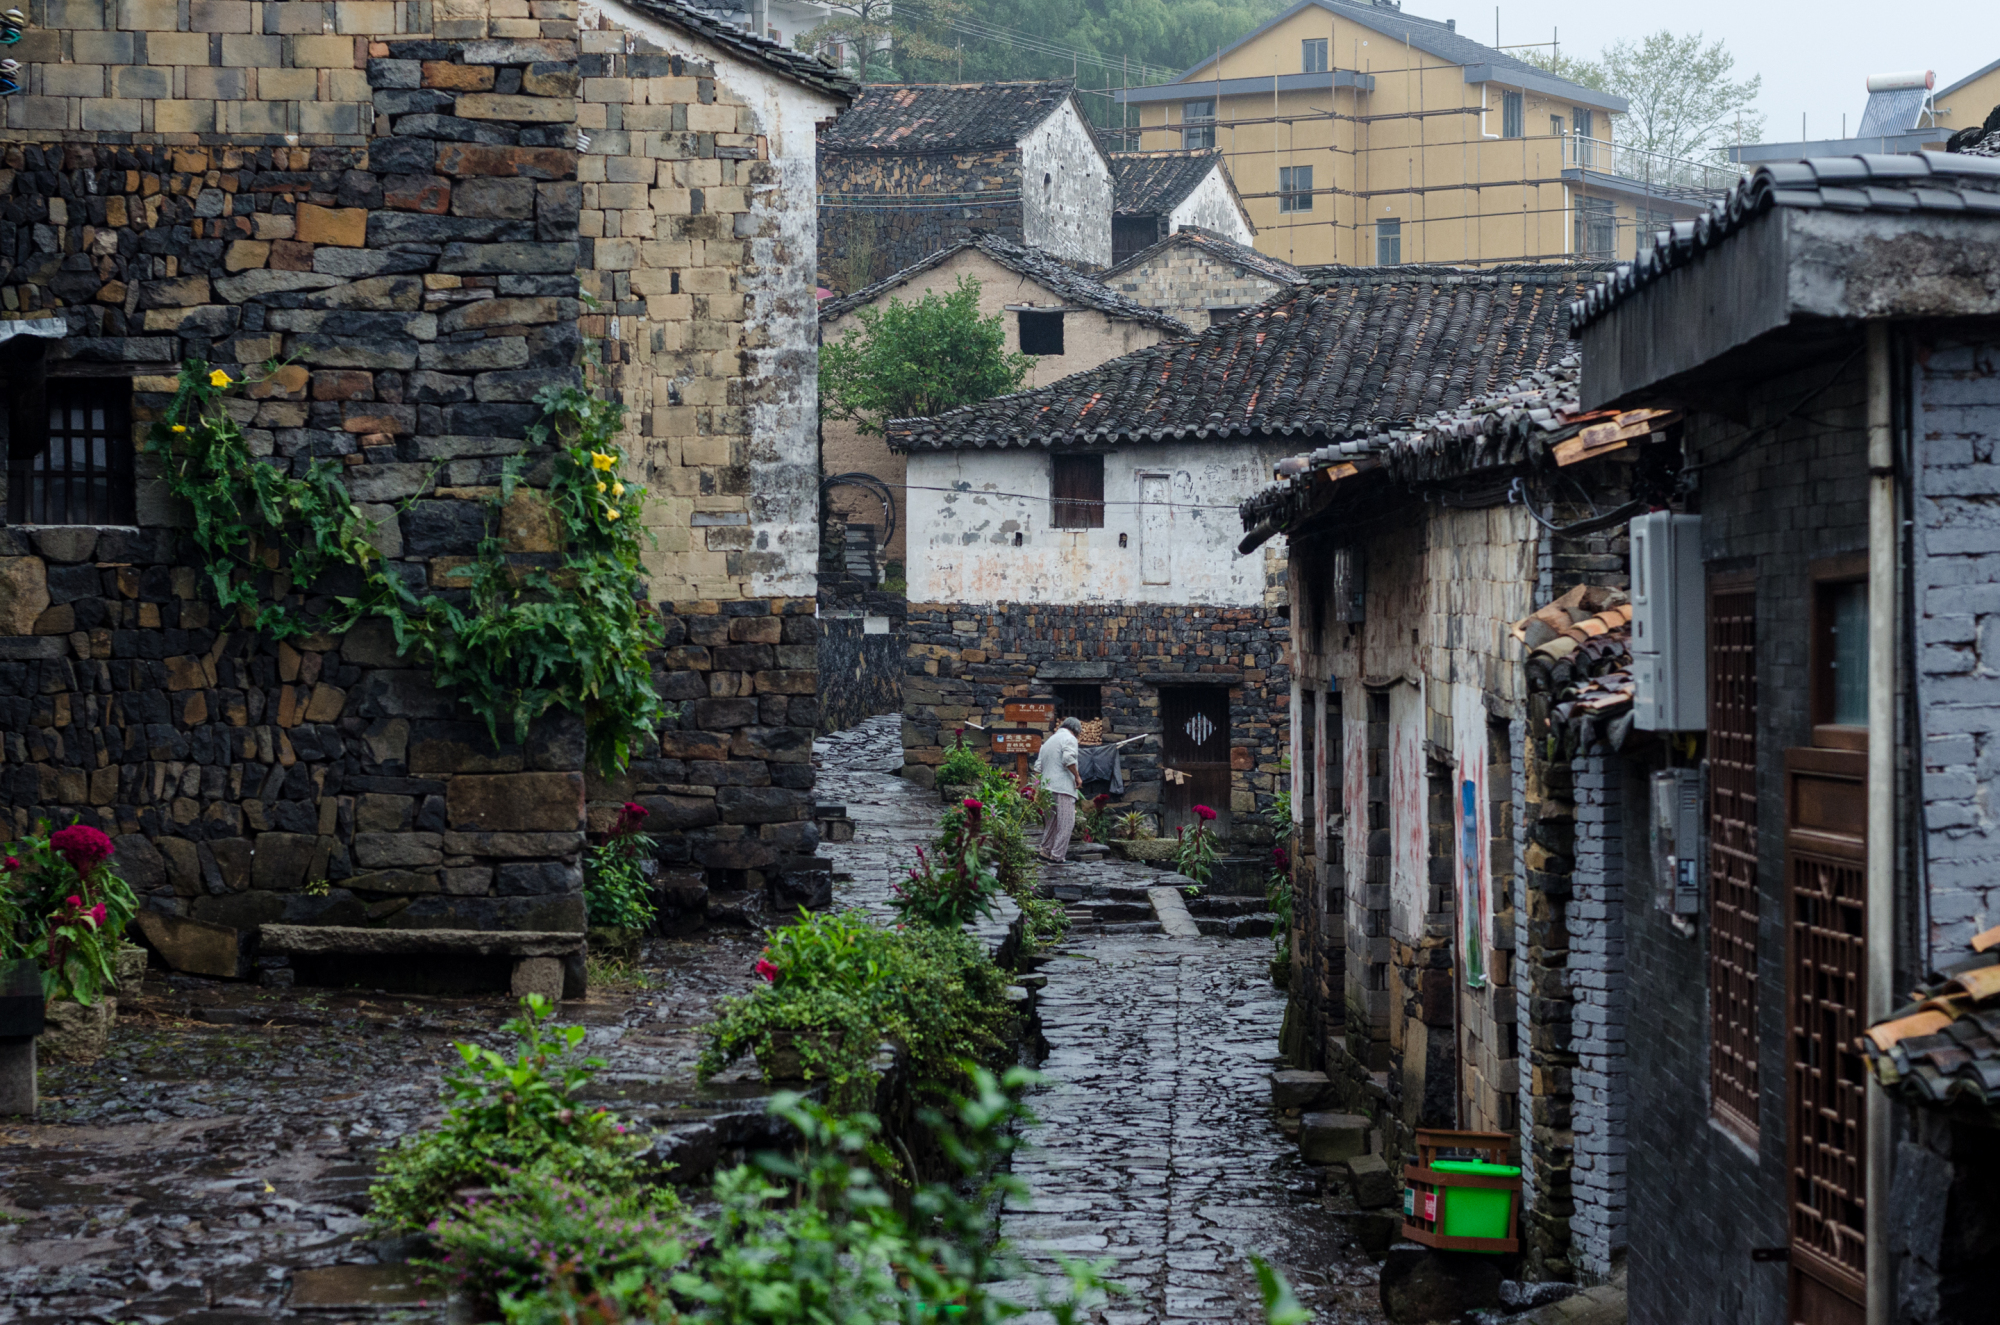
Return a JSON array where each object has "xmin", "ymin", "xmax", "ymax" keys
[{"xmin": 8, "ymin": 376, "xmax": 135, "ymax": 526}]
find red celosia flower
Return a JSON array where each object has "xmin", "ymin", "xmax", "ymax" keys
[
  {"xmin": 963, "ymin": 798, "xmax": 983, "ymax": 811},
  {"xmin": 1092, "ymin": 793, "xmax": 1111, "ymax": 807},
  {"xmin": 1273, "ymin": 846, "xmax": 1290, "ymax": 871},
  {"xmin": 1192, "ymin": 804, "xmax": 1217, "ymax": 822},
  {"xmin": 1, "ymin": 856, "xmax": 19, "ymax": 871},
  {"xmin": 65, "ymin": 894, "xmax": 82, "ymax": 911},
  {"xmin": 89, "ymin": 902, "xmax": 107, "ymax": 927},
  {"xmin": 51, "ymin": 824, "xmax": 114, "ymax": 874},
  {"xmin": 754, "ymin": 958, "xmax": 779, "ymax": 983}
]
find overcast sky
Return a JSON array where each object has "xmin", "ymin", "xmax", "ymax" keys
[{"xmin": 1478, "ymin": 0, "xmax": 1999, "ymax": 145}]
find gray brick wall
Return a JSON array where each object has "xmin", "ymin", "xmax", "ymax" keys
[{"xmin": 1569, "ymin": 755, "xmax": 1626, "ymax": 1278}]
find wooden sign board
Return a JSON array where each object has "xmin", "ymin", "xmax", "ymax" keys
[
  {"xmin": 1004, "ymin": 701, "xmax": 1056, "ymax": 726},
  {"xmin": 993, "ymin": 731, "xmax": 1043, "ymax": 756}
]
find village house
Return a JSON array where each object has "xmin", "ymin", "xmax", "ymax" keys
[
  {"xmin": 0, "ymin": 0, "xmax": 854, "ymax": 983},
  {"xmin": 1116, "ymin": 0, "xmax": 1720, "ymax": 268},
  {"xmin": 1568, "ymin": 149, "xmax": 2000, "ymax": 1325},
  {"xmin": 1237, "ymin": 274, "xmax": 1658, "ymax": 1284},
  {"xmin": 1099, "ymin": 224, "xmax": 1306, "ymax": 330},
  {"xmin": 1106, "ymin": 146, "xmax": 1255, "ymax": 264},
  {"xmin": 815, "ymin": 79, "xmax": 1112, "ymax": 294}
]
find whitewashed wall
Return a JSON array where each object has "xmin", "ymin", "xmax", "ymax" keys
[
  {"xmin": 1019, "ymin": 100, "xmax": 1113, "ymax": 269},
  {"xmin": 903, "ymin": 440, "xmax": 1286, "ymax": 606},
  {"xmin": 1169, "ymin": 165, "xmax": 1255, "ymax": 245}
]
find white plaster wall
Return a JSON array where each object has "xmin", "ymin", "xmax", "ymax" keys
[
  {"xmin": 903, "ymin": 440, "xmax": 1285, "ymax": 606},
  {"xmin": 590, "ymin": 0, "xmax": 846, "ymax": 598},
  {"xmin": 1018, "ymin": 100, "xmax": 1113, "ymax": 269},
  {"xmin": 1168, "ymin": 166, "xmax": 1255, "ymax": 246}
]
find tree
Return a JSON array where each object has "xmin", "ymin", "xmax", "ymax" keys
[
  {"xmin": 1529, "ymin": 31, "xmax": 1764, "ymax": 162},
  {"xmin": 794, "ymin": 0, "xmax": 970, "ymax": 82},
  {"xmin": 820, "ymin": 277, "xmax": 1032, "ymax": 436}
]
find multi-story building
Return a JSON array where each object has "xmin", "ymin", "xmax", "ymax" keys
[{"xmin": 1114, "ymin": 0, "xmax": 1723, "ymax": 268}]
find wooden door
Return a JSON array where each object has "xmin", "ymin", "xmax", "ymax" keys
[
  {"xmin": 1160, "ymin": 685, "xmax": 1231, "ymax": 838},
  {"xmin": 1784, "ymin": 746, "xmax": 1867, "ymax": 1325}
]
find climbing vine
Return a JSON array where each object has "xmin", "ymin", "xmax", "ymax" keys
[{"xmin": 148, "ymin": 362, "xmax": 668, "ymax": 774}]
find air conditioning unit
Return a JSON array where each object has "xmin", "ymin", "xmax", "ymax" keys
[{"xmin": 1630, "ymin": 512, "xmax": 1705, "ymax": 731}]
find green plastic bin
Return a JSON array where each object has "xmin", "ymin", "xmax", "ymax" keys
[{"xmin": 1430, "ymin": 1159, "xmax": 1521, "ymax": 1240}]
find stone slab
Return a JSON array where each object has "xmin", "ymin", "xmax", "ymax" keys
[
  {"xmin": 1299, "ymin": 1111, "xmax": 1371, "ymax": 1165},
  {"xmin": 258, "ymin": 924, "xmax": 583, "ymax": 958},
  {"xmin": 133, "ymin": 912, "xmax": 245, "ymax": 980},
  {"xmin": 1346, "ymin": 1152, "xmax": 1399, "ymax": 1209},
  {"xmin": 289, "ymin": 1264, "xmax": 442, "ymax": 1309},
  {"xmin": 1147, "ymin": 886, "xmax": 1202, "ymax": 939},
  {"xmin": 0, "ymin": 1039, "xmax": 35, "ymax": 1116},
  {"xmin": 1271, "ymin": 1068, "xmax": 1332, "ymax": 1109}
]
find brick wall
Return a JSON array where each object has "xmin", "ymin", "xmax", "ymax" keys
[
  {"xmin": 1568, "ymin": 755, "xmax": 1625, "ymax": 1278},
  {"xmin": 1102, "ymin": 243, "xmax": 1288, "ymax": 330},
  {"xmin": 899, "ymin": 599, "xmax": 1289, "ymax": 841}
]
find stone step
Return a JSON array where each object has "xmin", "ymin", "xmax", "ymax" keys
[
  {"xmin": 1193, "ymin": 913, "xmax": 1278, "ymax": 938},
  {"xmin": 1299, "ymin": 1110, "xmax": 1372, "ymax": 1165}
]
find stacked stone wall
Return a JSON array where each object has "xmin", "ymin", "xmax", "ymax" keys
[
  {"xmin": 815, "ymin": 570, "xmax": 902, "ymax": 734},
  {"xmin": 899, "ymin": 599, "xmax": 1289, "ymax": 839},
  {"xmin": 1102, "ymin": 242, "xmax": 1288, "ymax": 329},
  {"xmin": 815, "ymin": 148, "xmax": 1020, "ymax": 295}
]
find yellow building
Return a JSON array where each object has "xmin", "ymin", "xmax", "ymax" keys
[
  {"xmin": 1937, "ymin": 60, "xmax": 2000, "ymax": 139},
  {"xmin": 1116, "ymin": 0, "xmax": 1726, "ymax": 268}
]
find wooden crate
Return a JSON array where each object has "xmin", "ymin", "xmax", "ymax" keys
[{"xmin": 1400, "ymin": 1128, "xmax": 1521, "ymax": 1253}]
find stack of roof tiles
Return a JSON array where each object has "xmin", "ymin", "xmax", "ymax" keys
[
  {"xmin": 1518, "ymin": 585, "xmax": 1637, "ymax": 758},
  {"xmin": 819, "ymin": 80, "xmax": 1076, "ymax": 153},
  {"xmin": 1863, "ymin": 927, "xmax": 2000, "ymax": 1110},
  {"xmin": 1571, "ymin": 152, "xmax": 2000, "ymax": 331},
  {"xmin": 816, "ymin": 234, "xmax": 1191, "ymax": 334},
  {"xmin": 1109, "ymin": 149, "xmax": 1230, "ymax": 217},
  {"xmin": 887, "ymin": 265, "xmax": 1594, "ymax": 452}
]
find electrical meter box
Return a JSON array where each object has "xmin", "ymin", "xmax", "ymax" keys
[
  {"xmin": 1630, "ymin": 512, "xmax": 1705, "ymax": 731},
  {"xmin": 1650, "ymin": 767, "xmax": 1704, "ymax": 915}
]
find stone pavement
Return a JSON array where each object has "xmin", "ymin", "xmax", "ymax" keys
[{"xmin": 814, "ymin": 716, "xmax": 1387, "ymax": 1325}]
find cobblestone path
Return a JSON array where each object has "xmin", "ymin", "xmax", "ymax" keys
[{"xmin": 816, "ymin": 717, "xmax": 1386, "ymax": 1324}]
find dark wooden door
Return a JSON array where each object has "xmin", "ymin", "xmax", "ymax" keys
[
  {"xmin": 1160, "ymin": 685, "xmax": 1231, "ymax": 838},
  {"xmin": 1784, "ymin": 746, "xmax": 1867, "ymax": 1325}
]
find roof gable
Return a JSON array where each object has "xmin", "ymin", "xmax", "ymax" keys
[
  {"xmin": 820, "ymin": 80, "xmax": 1080, "ymax": 154},
  {"xmin": 1100, "ymin": 226, "xmax": 1304, "ymax": 287},
  {"xmin": 1178, "ymin": 0, "xmax": 1624, "ymax": 113},
  {"xmin": 620, "ymin": 0, "xmax": 858, "ymax": 101},
  {"xmin": 1110, "ymin": 149, "xmax": 1230, "ymax": 217},
  {"xmin": 818, "ymin": 234, "xmax": 1192, "ymax": 335},
  {"xmin": 887, "ymin": 264, "xmax": 1602, "ymax": 452}
]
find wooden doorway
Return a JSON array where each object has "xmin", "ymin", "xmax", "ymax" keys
[
  {"xmin": 1159, "ymin": 685, "xmax": 1231, "ymax": 838},
  {"xmin": 1784, "ymin": 746, "xmax": 1867, "ymax": 1325}
]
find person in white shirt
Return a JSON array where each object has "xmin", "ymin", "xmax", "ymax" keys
[{"xmin": 1034, "ymin": 717, "xmax": 1083, "ymax": 863}]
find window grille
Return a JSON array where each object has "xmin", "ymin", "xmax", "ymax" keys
[
  {"xmin": 8, "ymin": 376, "xmax": 135, "ymax": 526},
  {"xmin": 1052, "ymin": 683, "xmax": 1102, "ymax": 724},
  {"xmin": 1279, "ymin": 164, "xmax": 1313, "ymax": 213},
  {"xmin": 1049, "ymin": 453, "xmax": 1104, "ymax": 529},
  {"xmin": 1501, "ymin": 91, "xmax": 1524, "ymax": 139},
  {"xmin": 1707, "ymin": 576, "xmax": 1760, "ymax": 1141},
  {"xmin": 1574, "ymin": 198, "xmax": 1616, "ymax": 259}
]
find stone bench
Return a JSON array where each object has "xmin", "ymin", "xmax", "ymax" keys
[{"xmin": 258, "ymin": 926, "xmax": 587, "ymax": 1000}]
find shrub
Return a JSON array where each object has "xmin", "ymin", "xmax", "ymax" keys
[
  {"xmin": 697, "ymin": 912, "xmax": 1013, "ymax": 1110},
  {"xmin": 935, "ymin": 734, "xmax": 990, "ymax": 787},
  {"xmin": 0, "ymin": 820, "xmax": 141, "ymax": 1004},
  {"xmin": 819, "ymin": 275, "xmax": 1032, "ymax": 437},
  {"xmin": 370, "ymin": 994, "xmax": 640, "ymax": 1232},
  {"xmin": 584, "ymin": 802, "xmax": 656, "ymax": 931},
  {"xmin": 934, "ymin": 771, "xmax": 1069, "ymax": 953},
  {"xmin": 893, "ymin": 800, "xmax": 1001, "ymax": 929},
  {"xmin": 1176, "ymin": 805, "xmax": 1220, "ymax": 889},
  {"xmin": 1115, "ymin": 810, "xmax": 1156, "ymax": 840}
]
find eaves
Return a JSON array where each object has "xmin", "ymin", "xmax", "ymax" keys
[
  {"xmin": 1562, "ymin": 168, "xmax": 1716, "ymax": 214},
  {"xmin": 1462, "ymin": 63, "xmax": 1628, "ymax": 114},
  {"xmin": 1116, "ymin": 69, "xmax": 1375, "ymax": 105}
]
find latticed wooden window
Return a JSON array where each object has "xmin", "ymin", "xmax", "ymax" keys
[
  {"xmin": 1707, "ymin": 575, "xmax": 1760, "ymax": 1140},
  {"xmin": 1049, "ymin": 453, "xmax": 1104, "ymax": 529},
  {"xmin": 9, "ymin": 377, "xmax": 134, "ymax": 526}
]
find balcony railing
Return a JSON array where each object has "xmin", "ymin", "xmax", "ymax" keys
[{"xmin": 1564, "ymin": 134, "xmax": 1738, "ymax": 203}]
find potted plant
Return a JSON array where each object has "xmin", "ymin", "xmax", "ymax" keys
[{"xmin": 0, "ymin": 823, "xmax": 140, "ymax": 1063}]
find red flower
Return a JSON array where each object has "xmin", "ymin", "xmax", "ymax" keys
[
  {"xmin": 1272, "ymin": 846, "xmax": 1290, "ymax": 871},
  {"xmin": 753, "ymin": 958, "xmax": 779, "ymax": 983},
  {"xmin": 51, "ymin": 824, "xmax": 114, "ymax": 874},
  {"xmin": 963, "ymin": 798, "xmax": 983, "ymax": 811},
  {"xmin": 1192, "ymin": 804, "xmax": 1217, "ymax": 822},
  {"xmin": 1092, "ymin": 793, "xmax": 1111, "ymax": 807},
  {"xmin": 84, "ymin": 902, "xmax": 107, "ymax": 930},
  {"xmin": 65, "ymin": 894, "xmax": 82, "ymax": 911},
  {"xmin": 1, "ymin": 856, "xmax": 18, "ymax": 871}
]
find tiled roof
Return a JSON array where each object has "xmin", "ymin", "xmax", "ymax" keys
[
  {"xmin": 1570, "ymin": 151, "xmax": 2000, "ymax": 332},
  {"xmin": 886, "ymin": 265, "xmax": 1595, "ymax": 453},
  {"xmin": 1863, "ymin": 926, "xmax": 2000, "ymax": 1111},
  {"xmin": 819, "ymin": 80, "xmax": 1078, "ymax": 154},
  {"xmin": 1109, "ymin": 149, "xmax": 1229, "ymax": 217},
  {"xmin": 816, "ymin": 234, "xmax": 1192, "ymax": 334},
  {"xmin": 1521, "ymin": 587, "xmax": 1636, "ymax": 756},
  {"xmin": 1100, "ymin": 226, "xmax": 1304, "ymax": 288},
  {"xmin": 624, "ymin": 0, "xmax": 859, "ymax": 101}
]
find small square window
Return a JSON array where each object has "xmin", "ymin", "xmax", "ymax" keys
[
  {"xmin": 1279, "ymin": 164, "xmax": 1313, "ymax": 213},
  {"xmin": 8, "ymin": 376, "xmax": 135, "ymax": 526},
  {"xmin": 1052, "ymin": 683, "xmax": 1102, "ymax": 724},
  {"xmin": 1813, "ymin": 573, "xmax": 1869, "ymax": 733},
  {"xmin": 1018, "ymin": 310, "xmax": 1064, "ymax": 356},
  {"xmin": 1050, "ymin": 453, "xmax": 1104, "ymax": 529},
  {"xmin": 1207, "ymin": 306, "xmax": 1250, "ymax": 327},
  {"xmin": 1501, "ymin": 91, "xmax": 1524, "ymax": 139},
  {"xmin": 1376, "ymin": 218, "xmax": 1401, "ymax": 265},
  {"xmin": 1302, "ymin": 38, "xmax": 1328, "ymax": 74}
]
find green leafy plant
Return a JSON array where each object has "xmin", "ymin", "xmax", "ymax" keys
[
  {"xmin": 935, "ymin": 731, "xmax": 991, "ymax": 787},
  {"xmin": 149, "ymin": 361, "xmax": 669, "ymax": 775},
  {"xmin": 697, "ymin": 912, "xmax": 1013, "ymax": 1110},
  {"xmin": 1176, "ymin": 805, "xmax": 1220, "ymax": 888},
  {"xmin": 0, "ymin": 822, "xmax": 141, "ymax": 1004},
  {"xmin": 1250, "ymin": 1254, "xmax": 1311, "ymax": 1325},
  {"xmin": 1076, "ymin": 791, "xmax": 1114, "ymax": 843},
  {"xmin": 894, "ymin": 799, "xmax": 1002, "ymax": 930},
  {"xmin": 584, "ymin": 802, "xmax": 656, "ymax": 930},
  {"xmin": 370, "ymin": 994, "xmax": 640, "ymax": 1232},
  {"xmin": 1115, "ymin": 810, "xmax": 1156, "ymax": 840},
  {"xmin": 819, "ymin": 276, "xmax": 1031, "ymax": 436}
]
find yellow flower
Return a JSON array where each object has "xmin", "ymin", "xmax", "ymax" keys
[
  {"xmin": 208, "ymin": 369, "xmax": 232, "ymax": 388},
  {"xmin": 603, "ymin": 507, "xmax": 621, "ymax": 522},
  {"xmin": 171, "ymin": 424, "xmax": 187, "ymax": 433},
  {"xmin": 596, "ymin": 481, "xmax": 607, "ymax": 493},
  {"xmin": 611, "ymin": 482, "xmax": 625, "ymax": 498},
  {"xmin": 590, "ymin": 451, "xmax": 616, "ymax": 471}
]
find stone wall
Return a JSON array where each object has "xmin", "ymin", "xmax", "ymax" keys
[
  {"xmin": 815, "ymin": 569, "xmax": 902, "ymax": 735},
  {"xmin": 815, "ymin": 147, "xmax": 1021, "ymax": 296},
  {"xmin": 899, "ymin": 599, "xmax": 1289, "ymax": 841},
  {"xmin": 1101, "ymin": 238, "xmax": 1290, "ymax": 330}
]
